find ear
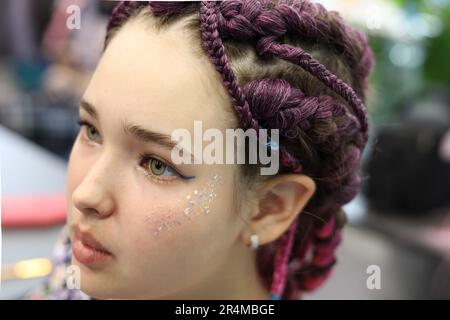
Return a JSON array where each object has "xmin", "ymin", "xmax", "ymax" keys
[{"xmin": 239, "ymin": 174, "xmax": 316, "ymax": 247}]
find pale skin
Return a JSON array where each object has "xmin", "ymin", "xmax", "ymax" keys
[{"xmin": 66, "ymin": 16, "xmax": 316, "ymax": 300}]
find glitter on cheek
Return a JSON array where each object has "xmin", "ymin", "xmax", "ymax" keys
[
  {"xmin": 183, "ymin": 173, "xmax": 222, "ymax": 218},
  {"xmin": 145, "ymin": 211, "xmax": 183, "ymax": 237},
  {"xmin": 146, "ymin": 174, "xmax": 223, "ymax": 237}
]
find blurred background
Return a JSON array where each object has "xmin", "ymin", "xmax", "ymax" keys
[{"xmin": 0, "ymin": 0, "xmax": 449, "ymax": 299}]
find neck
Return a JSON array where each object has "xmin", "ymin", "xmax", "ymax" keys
[{"xmin": 154, "ymin": 241, "xmax": 271, "ymax": 300}]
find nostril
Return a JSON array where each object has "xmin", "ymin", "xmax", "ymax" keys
[{"xmin": 86, "ymin": 207, "xmax": 102, "ymax": 217}]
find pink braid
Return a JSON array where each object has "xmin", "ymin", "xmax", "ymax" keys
[{"xmin": 270, "ymin": 217, "xmax": 299, "ymax": 299}]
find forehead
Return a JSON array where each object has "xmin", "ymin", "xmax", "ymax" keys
[{"xmin": 84, "ymin": 17, "xmax": 235, "ymax": 133}]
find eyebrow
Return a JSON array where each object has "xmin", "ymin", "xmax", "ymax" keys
[
  {"xmin": 79, "ymin": 99, "xmax": 195, "ymax": 161},
  {"xmin": 122, "ymin": 122, "xmax": 179, "ymax": 150},
  {"xmin": 80, "ymin": 99, "xmax": 98, "ymax": 119}
]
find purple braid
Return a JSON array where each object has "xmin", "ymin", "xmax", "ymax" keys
[
  {"xmin": 104, "ymin": 0, "xmax": 374, "ymax": 300},
  {"xmin": 199, "ymin": 1, "xmax": 303, "ymax": 175},
  {"xmin": 256, "ymin": 37, "xmax": 368, "ymax": 147},
  {"xmin": 199, "ymin": 1, "xmax": 262, "ymax": 131}
]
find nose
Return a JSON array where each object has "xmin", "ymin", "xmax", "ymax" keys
[{"xmin": 71, "ymin": 155, "xmax": 116, "ymax": 219}]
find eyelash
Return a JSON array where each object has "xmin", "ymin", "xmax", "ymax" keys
[
  {"xmin": 76, "ymin": 118, "xmax": 195, "ymax": 183},
  {"xmin": 77, "ymin": 119, "xmax": 100, "ymax": 143}
]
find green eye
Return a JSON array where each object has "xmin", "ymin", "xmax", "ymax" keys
[
  {"xmin": 149, "ymin": 159, "xmax": 169, "ymax": 176},
  {"xmin": 77, "ymin": 119, "xmax": 101, "ymax": 143},
  {"xmin": 140, "ymin": 155, "xmax": 179, "ymax": 179},
  {"xmin": 140, "ymin": 154, "xmax": 196, "ymax": 182},
  {"xmin": 86, "ymin": 125, "xmax": 99, "ymax": 141}
]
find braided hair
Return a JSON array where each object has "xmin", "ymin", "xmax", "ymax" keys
[{"xmin": 104, "ymin": 0, "xmax": 374, "ymax": 300}]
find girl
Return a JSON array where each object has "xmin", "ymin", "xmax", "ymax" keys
[{"xmin": 30, "ymin": 0, "xmax": 374, "ymax": 300}]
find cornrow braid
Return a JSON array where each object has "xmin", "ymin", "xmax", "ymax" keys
[
  {"xmin": 104, "ymin": 0, "xmax": 374, "ymax": 300},
  {"xmin": 216, "ymin": 0, "xmax": 373, "ymax": 100},
  {"xmin": 208, "ymin": 0, "xmax": 369, "ymax": 147},
  {"xmin": 256, "ymin": 37, "xmax": 368, "ymax": 147},
  {"xmin": 199, "ymin": 1, "xmax": 303, "ymax": 175}
]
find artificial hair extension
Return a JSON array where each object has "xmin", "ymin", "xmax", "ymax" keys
[
  {"xmin": 270, "ymin": 217, "xmax": 299, "ymax": 299},
  {"xmin": 199, "ymin": 1, "xmax": 303, "ymax": 175},
  {"xmin": 200, "ymin": 1, "xmax": 258, "ymax": 130},
  {"xmin": 256, "ymin": 38, "xmax": 369, "ymax": 147},
  {"xmin": 104, "ymin": 0, "xmax": 374, "ymax": 300}
]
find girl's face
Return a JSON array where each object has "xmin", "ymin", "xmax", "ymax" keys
[{"xmin": 67, "ymin": 18, "xmax": 255, "ymax": 299}]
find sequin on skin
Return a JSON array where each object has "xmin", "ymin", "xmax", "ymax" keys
[
  {"xmin": 145, "ymin": 213, "xmax": 182, "ymax": 237},
  {"xmin": 186, "ymin": 174, "xmax": 221, "ymax": 218},
  {"xmin": 147, "ymin": 174, "xmax": 222, "ymax": 237}
]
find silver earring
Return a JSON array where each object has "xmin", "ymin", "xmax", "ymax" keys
[{"xmin": 250, "ymin": 234, "xmax": 259, "ymax": 250}]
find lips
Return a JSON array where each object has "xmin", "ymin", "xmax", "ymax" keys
[{"xmin": 71, "ymin": 226, "xmax": 113, "ymax": 266}]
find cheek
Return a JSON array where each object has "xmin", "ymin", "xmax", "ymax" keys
[
  {"xmin": 143, "ymin": 176, "xmax": 223, "ymax": 238},
  {"xmin": 125, "ymin": 174, "xmax": 226, "ymax": 240},
  {"xmin": 118, "ymin": 175, "xmax": 234, "ymax": 274}
]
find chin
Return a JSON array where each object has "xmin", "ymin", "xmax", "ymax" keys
[
  {"xmin": 79, "ymin": 280, "xmax": 119, "ymax": 300},
  {"xmin": 79, "ymin": 276, "xmax": 145, "ymax": 300}
]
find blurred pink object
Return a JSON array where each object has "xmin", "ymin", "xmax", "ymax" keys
[{"xmin": 2, "ymin": 194, "xmax": 67, "ymax": 228}]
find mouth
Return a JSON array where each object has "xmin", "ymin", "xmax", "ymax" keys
[{"xmin": 71, "ymin": 226, "xmax": 113, "ymax": 266}]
